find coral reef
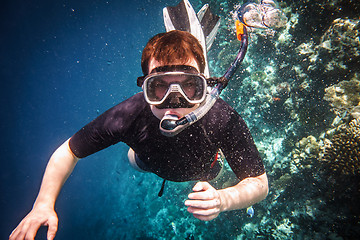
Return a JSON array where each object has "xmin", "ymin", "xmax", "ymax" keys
[
  {"xmin": 321, "ymin": 119, "xmax": 360, "ymax": 176},
  {"xmin": 296, "ymin": 18, "xmax": 360, "ymax": 85},
  {"xmin": 324, "ymin": 75, "xmax": 360, "ymax": 120},
  {"xmin": 212, "ymin": 2, "xmax": 360, "ymax": 239},
  {"xmin": 319, "ymin": 18, "xmax": 360, "ymax": 72}
]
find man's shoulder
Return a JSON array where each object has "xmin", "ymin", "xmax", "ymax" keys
[
  {"xmin": 95, "ymin": 92, "xmax": 149, "ymax": 126},
  {"xmin": 204, "ymin": 98, "xmax": 244, "ymax": 128},
  {"xmin": 214, "ymin": 97, "xmax": 233, "ymax": 108},
  {"xmin": 211, "ymin": 98, "xmax": 239, "ymax": 116},
  {"xmin": 110, "ymin": 92, "xmax": 147, "ymax": 113},
  {"xmin": 121, "ymin": 92, "xmax": 147, "ymax": 106}
]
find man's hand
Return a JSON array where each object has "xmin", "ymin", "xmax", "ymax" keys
[
  {"xmin": 9, "ymin": 139, "xmax": 78, "ymax": 240},
  {"xmin": 185, "ymin": 181, "xmax": 222, "ymax": 221},
  {"xmin": 9, "ymin": 206, "xmax": 58, "ymax": 240}
]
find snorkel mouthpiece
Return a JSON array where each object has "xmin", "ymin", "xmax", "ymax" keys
[
  {"xmin": 159, "ymin": 86, "xmax": 221, "ymax": 137},
  {"xmin": 160, "ymin": 115, "xmax": 179, "ymax": 131},
  {"xmin": 160, "ymin": 114, "xmax": 189, "ymax": 137}
]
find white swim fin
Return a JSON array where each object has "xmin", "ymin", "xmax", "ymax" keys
[
  {"xmin": 163, "ymin": 0, "xmax": 220, "ymax": 77},
  {"xmin": 197, "ymin": 3, "xmax": 221, "ymax": 52}
]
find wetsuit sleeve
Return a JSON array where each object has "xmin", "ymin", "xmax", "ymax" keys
[
  {"xmin": 220, "ymin": 107, "xmax": 265, "ymax": 181},
  {"xmin": 69, "ymin": 93, "xmax": 147, "ymax": 158}
]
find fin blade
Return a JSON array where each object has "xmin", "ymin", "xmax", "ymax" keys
[
  {"xmin": 197, "ymin": 4, "xmax": 209, "ymax": 22},
  {"xmin": 199, "ymin": 5, "xmax": 221, "ymax": 51},
  {"xmin": 163, "ymin": 0, "xmax": 190, "ymax": 32},
  {"xmin": 163, "ymin": 0, "xmax": 210, "ymax": 77}
]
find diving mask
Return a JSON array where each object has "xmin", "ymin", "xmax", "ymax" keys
[{"xmin": 140, "ymin": 65, "xmax": 208, "ymax": 107}]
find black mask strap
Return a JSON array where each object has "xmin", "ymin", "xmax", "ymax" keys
[
  {"xmin": 151, "ymin": 65, "xmax": 199, "ymax": 74},
  {"xmin": 206, "ymin": 76, "xmax": 229, "ymax": 88}
]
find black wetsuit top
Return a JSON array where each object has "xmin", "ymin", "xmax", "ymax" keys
[{"xmin": 69, "ymin": 93, "xmax": 265, "ymax": 182}]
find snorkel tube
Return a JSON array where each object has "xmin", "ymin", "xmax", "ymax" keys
[{"xmin": 160, "ymin": 22, "xmax": 248, "ymax": 137}]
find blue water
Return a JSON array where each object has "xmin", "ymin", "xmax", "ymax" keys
[
  {"xmin": 0, "ymin": 0, "xmax": 171, "ymax": 239},
  {"xmin": 2, "ymin": 0, "xmax": 360, "ymax": 239}
]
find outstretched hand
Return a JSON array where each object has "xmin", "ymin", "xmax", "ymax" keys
[
  {"xmin": 185, "ymin": 181, "xmax": 222, "ymax": 221},
  {"xmin": 9, "ymin": 207, "xmax": 58, "ymax": 240}
]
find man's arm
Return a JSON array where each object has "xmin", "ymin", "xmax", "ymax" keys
[
  {"xmin": 185, "ymin": 173, "xmax": 268, "ymax": 221},
  {"xmin": 219, "ymin": 172, "xmax": 268, "ymax": 211},
  {"xmin": 9, "ymin": 139, "xmax": 79, "ymax": 240}
]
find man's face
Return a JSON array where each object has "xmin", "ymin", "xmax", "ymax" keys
[{"xmin": 148, "ymin": 58, "xmax": 202, "ymax": 120}]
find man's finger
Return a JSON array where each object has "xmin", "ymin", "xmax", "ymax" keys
[
  {"xmin": 25, "ymin": 220, "xmax": 43, "ymax": 240},
  {"xmin": 11, "ymin": 221, "xmax": 30, "ymax": 240},
  {"xmin": 185, "ymin": 199, "xmax": 219, "ymax": 209},
  {"xmin": 192, "ymin": 213, "xmax": 217, "ymax": 221},
  {"xmin": 9, "ymin": 227, "xmax": 20, "ymax": 240},
  {"xmin": 189, "ymin": 187, "xmax": 218, "ymax": 200},
  {"xmin": 193, "ymin": 181, "xmax": 211, "ymax": 192},
  {"xmin": 188, "ymin": 206, "xmax": 219, "ymax": 216},
  {"xmin": 47, "ymin": 216, "xmax": 58, "ymax": 240}
]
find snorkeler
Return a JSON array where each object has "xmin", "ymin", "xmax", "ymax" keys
[{"xmin": 9, "ymin": 1, "xmax": 272, "ymax": 239}]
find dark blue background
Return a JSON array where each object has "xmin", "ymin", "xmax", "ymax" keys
[{"xmin": 0, "ymin": 0, "xmax": 179, "ymax": 238}]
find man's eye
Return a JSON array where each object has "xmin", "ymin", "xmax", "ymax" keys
[
  {"xmin": 151, "ymin": 80, "xmax": 167, "ymax": 88},
  {"xmin": 183, "ymin": 80, "xmax": 195, "ymax": 86},
  {"xmin": 155, "ymin": 82, "xmax": 168, "ymax": 88}
]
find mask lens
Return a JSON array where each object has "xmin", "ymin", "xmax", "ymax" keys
[
  {"xmin": 144, "ymin": 73, "xmax": 206, "ymax": 104},
  {"xmin": 146, "ymin": 77, "xmax": 170, "ymax": 101},
  {"xmin": 180, "ymin": 75, "xmax": 205, "ymax": 101}
]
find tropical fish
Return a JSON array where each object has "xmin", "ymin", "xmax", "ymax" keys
[
  {"xmin": 272, "ymin": 97, "xmax": 281, "ymax": 102},
  {"xmin": 246, "ymin": 206, "xmax": 254, "ymax": 217},
  {"xmin": 171, "ymin": 222, "xmax": 177, "ymax": 235}
]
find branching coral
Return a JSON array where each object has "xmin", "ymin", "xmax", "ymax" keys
[{"xmin": 321, "ymin": 119, "xmax": 360, "ymax": 175}]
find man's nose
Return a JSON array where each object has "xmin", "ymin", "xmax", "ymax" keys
[{"xmin": 168, "ymin": 93, "xmax": 183, "ymax": 103}]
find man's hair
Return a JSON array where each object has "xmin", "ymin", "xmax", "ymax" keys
[{"xmin": 141, "ymin": 30, "xmax": 205, "ymax": 75}]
